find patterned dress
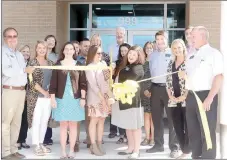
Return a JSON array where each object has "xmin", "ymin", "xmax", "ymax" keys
[
  {"xmin": 140, "ymin": 61, "xmax": 152, "ymax": 113},
  {"xmin": 52, "ymin": 73, "xmax": 85, "ymax": 121}
]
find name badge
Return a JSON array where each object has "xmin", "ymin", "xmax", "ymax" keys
[
  {"xmin": 189, "ymin": 55, "xmax": 194, "ymax": 59},
  {"xmin": 165, "ymin": 54, "xmax": 171, "ymax": 58}
]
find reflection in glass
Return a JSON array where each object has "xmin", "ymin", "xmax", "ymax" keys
[
  {"xmin": 167, "ymin": 30, "xmax": 185, "ymax": 45},
  {"xmin": 167, "ymin": 4, "xmax": 185, "ymax": 29},
  {"xmin": 99, "ymin": 35, "xmax": 116, "ymax": 54},
  {"xmin": 70, "ymin": 4, "xmax": 89, "ymax": 28},
  {"xmin": 70, "ymin": 30, "xmax": 90, "ymax": 42},
  {"xmin": 133, "ymin": 35, "xmax": 155, "ymax": 47},
  {"xmin": 92, "ymin": 4, "xmax": 164, "ymax": 29}
]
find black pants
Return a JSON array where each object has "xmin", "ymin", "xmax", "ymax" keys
[
  {"xmin": 186, "ymin": 91, "xmax": 217, "ymax": 159},
  {"xmin": 17, "ymin": 101, "xmax": 28, "ymax": 143},
  {"xmin": 170, "ymin": 105, "xmax": 190, "ymax": 154},
  {"xmin": 44, "ymin": 127, "xmax": 52, "ymax": 142},
  {"xmin": 151, "ymin": 85, "xmax": 179, "ymax": 151},
  {"xmin": 109, "ymin": 116, "xmax": 126, "ymax": 137}
]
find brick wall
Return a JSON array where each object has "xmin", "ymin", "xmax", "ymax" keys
[
  {"xmin": 56, "ymin": 1, "xmax": 69, "ymax": 53},
  {"xmin": 188, "ymin": 1, "xmax": 221, "ymax": 49},
  {"xmin": 2, "ymin": 1, "xmax": 57, "ymax": 58}
]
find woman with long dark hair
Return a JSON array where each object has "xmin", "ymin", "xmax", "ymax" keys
[
  {"xmin": 111, "ymin": 43, "xmax": 131, "ymax": 144},
  {"xmin": 49, "ymin": 42, "xmax": 86, "ymax": 158},
  {"xmin": 114, "ymin": 46, "xmax": 145, "ymax": 159}
]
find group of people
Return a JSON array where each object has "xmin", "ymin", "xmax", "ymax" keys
[{"xmin": 2, "ymin": 25, "xmax": 223, "ymax": 160}]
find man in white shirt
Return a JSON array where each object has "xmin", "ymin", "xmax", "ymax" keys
[
  {"xmin": 185, "ymin": 26, "xmax": 224, "ymax": 159},
  {"xmin": 2, "ymin": 27, "xmax": 34, "ymax": 159}
]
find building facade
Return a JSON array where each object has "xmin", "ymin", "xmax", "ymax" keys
[{"xmin": 2, "ymin": 0, "xmax": 221, "ymax": 55}]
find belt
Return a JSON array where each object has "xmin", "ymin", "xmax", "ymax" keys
[
  {"xmin": 3, "ymin": 85, "xmax": 25, "ymax": 90},
  {"xmin": 152, "ymin": 83, "xmax": 166, "ymax": 87}
]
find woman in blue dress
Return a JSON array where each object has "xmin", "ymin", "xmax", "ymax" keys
[{"xmin": 49, "ymin": 42, "xmax": 87, "ymax": 159}]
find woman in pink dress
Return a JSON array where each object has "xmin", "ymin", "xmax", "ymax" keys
[{"xmin": 85, "ymin": 45, "xmax": 114, "ymax": 156}]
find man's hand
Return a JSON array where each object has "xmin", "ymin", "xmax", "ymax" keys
[
  {"xmin": 25, "ymin": 66, "xmax": 35, "ymax": 74},
  {"xmin": 203, "ymin": 97, "xmax": 213, "ymax": 111}
]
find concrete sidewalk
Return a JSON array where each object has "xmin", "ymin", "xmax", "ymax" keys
[{"xmin": 19, "ymin": 120, "xmax": 220, "ymax": 159}]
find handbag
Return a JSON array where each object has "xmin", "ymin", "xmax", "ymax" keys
[{"xmin": 48, "ymin": 113, "xmax": 60, "ymax": 128}]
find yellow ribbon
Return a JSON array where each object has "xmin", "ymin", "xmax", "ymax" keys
[
  {"xmin": 29, "ymin": 65, "xmax": 111, "ymax": 83},
  {"xmin": 28, "ymin": 64, "xmax": 212, "ymax": 150},
  {"xmin": 192, "ymin": 89, "xmax": 212, "ymax": 149},
  {"xmin": 112, "ymin": 71, "xmax": 212, "ymax": 150}
]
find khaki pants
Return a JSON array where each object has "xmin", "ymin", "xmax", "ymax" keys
[{"xmin": 2, "ymin": 89, "xmax": 26, "ymax": 157}]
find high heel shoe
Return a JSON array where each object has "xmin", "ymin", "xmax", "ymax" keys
[
  {"xmin": 89, "ymin": 143, "xmax": 104, "ymax": 156},
  {"xmin": 97, "ymin": 141, "xmax": 106, "ymax": 155}
]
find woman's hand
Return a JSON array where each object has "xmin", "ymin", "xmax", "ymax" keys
[
  {"xmin": 51, "ymin": 98, "xmax": 57, "ymax": 108},
  {"xmin": 169, "ymin": 95, "xmax": 178, "ymax": 102},
  {"xmin": 43, "ymin": 91, "xmax": 50, "ymax": 98},
  {"xmin": 80, "ymin": 99, "xmax": 86, "ymax": 108},
  {"xmin": 144, "ymin": 90, "xmax": 151, "ymax": 97},
  {"xmin": 176, "ymin": 96, "xmax": 186, "ymax": 103}
]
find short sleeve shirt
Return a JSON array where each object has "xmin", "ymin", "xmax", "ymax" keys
[{"xmin": 185, "ymin": 44, "xmax": 224, "ymax": 91}]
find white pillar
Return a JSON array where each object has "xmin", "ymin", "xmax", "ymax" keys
[{"xmin": 220, "ymin": 1, "xmax": 227, "ymax": 158}]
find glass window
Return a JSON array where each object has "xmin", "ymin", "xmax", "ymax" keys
[
  {"xmin": 70, "ymin": 4, "xmax": 89, "ymax": 28},
  {"xmin": 100, "ymin": 35, "xmax": 116, "ymax": 53},
  {"xmin": 92, "ymin": 4, "xmax": 164, "ymax": 29},
  {"xmin": 167, "ymin": 30, "xmax": 185, "ymax": 45},
  {"xmin": 167, "ymin": 4, "xmax": 185, "ymax": 29},
  {"xmin": 70, "ymin": 30, "xmax": 90, "ymax": 42},
  {"xmin": 132, "ymin": 35, "xmax": 155, "ymax": 47}
]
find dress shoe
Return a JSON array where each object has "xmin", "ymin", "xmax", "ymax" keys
[
  {"xmin": 146, "ymin": 145, "xmax": 164, "ymax": 153},
  {"xmin": 108, "ymin": 132, "xmax": 117, "ymax": 138},
  {"xmin": 11, "ymin": 152, "xmax": 26, "ymax": 159},
  {"xmin": 21, "ymin": 143, "xmax": 30, "ymax": 149}
]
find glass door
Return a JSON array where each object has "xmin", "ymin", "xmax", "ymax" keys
[
  {"xmin": 128, "ymin": 30, "xmax": 157, "ymax": 47},
  {"xmin": 90, "ymin": 30, "xmax": 128, "ymax": 54}
]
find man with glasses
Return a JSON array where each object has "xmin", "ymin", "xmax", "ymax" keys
[{"xmin": 2, "ymin": 27, "xmax": 34, "ymax": 159}]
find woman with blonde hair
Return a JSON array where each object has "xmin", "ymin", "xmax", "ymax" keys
[
  {"xmin": 90, "ymin": 34, "xmax": 110, "ymax": 65},
  {"xmin": 166, "ymin": 39, "xmax": 191, "ymax": 159},
  {"xmin": 27, "ymin": 41, "xmax": 54, "ymax": 156}
]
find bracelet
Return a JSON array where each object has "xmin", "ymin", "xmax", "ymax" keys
[{"xmin": 81, "ymin": 98, "xmax": 86, "ymax": 100}]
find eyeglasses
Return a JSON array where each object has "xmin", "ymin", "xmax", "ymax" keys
[{"xmin": 5, "ymin": 35, "xmax": 18, "ymax": 39}]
